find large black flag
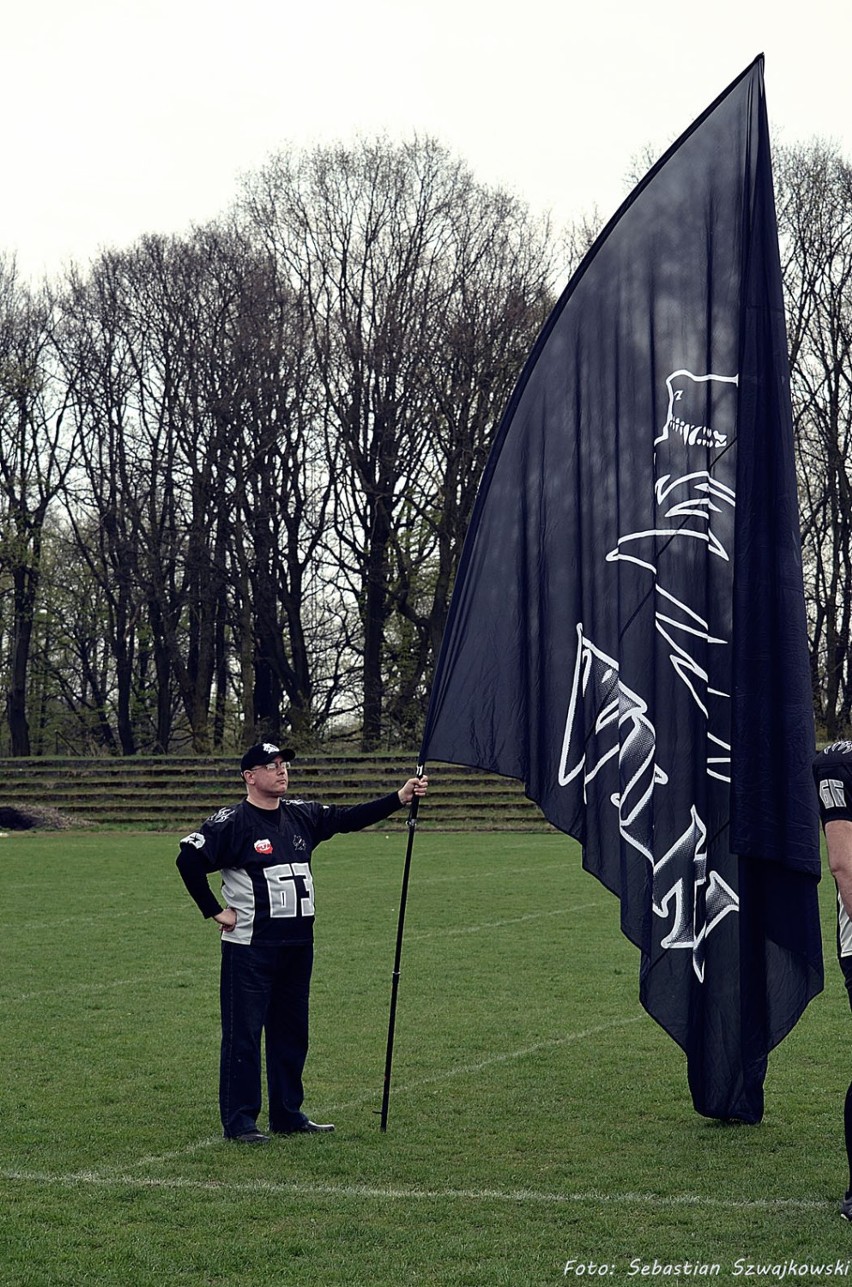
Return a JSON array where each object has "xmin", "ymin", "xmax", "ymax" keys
[{"xmin": 419, "ymin": 56, "xmax": 823, "ymax": 1123}]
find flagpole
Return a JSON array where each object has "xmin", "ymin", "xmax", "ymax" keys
[{"xmin": 380, "ymin": 761, "xmax": 425, "ymax": 1131}]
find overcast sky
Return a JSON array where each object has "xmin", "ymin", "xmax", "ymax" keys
[{"xmin": 3, "ymin": 0, "xmax": 850, "ymax": 283}]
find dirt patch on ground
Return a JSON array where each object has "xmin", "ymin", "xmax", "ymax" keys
[{"xmin": 0, "ymin": 805, "xmax": 91, "ymax": 831}]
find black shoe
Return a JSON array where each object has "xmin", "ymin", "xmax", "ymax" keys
[
  {"xmin": 229, "ymin": 1130, "xmax": 270, "ymax": 1144},
  {"xmin": 272, "ymin": 1119, "xmax": 335, "ymax": 1134}
]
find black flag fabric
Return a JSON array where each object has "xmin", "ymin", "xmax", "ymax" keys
[{"xmin": 419, "ymin": 56, "xmax": 822, "ymax": 1123}]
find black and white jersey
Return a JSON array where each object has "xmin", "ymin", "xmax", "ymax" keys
[
  {"xmin": 176, "ymin": 792, "xmax": 402, "ymax": 947},
  {"xmin": 814, "ymin": 741, "xmax": 852, "ymax": 959}
]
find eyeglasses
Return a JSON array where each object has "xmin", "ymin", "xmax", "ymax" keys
[{"xmin": 257, "ymin": 761, "xmax": 289, "ymax": 772}]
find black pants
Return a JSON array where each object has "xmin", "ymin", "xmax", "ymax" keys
[{"xmin": 219, "ymin": 941, "xmax": 314, "ymax": 1137}]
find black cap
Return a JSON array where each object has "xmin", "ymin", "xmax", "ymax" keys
[{"xmin": 240, "ymin": 742, "xmax": 295, "ymax": 773}]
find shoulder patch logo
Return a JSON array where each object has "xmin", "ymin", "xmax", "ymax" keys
[
  {"xmin": 180, "ymin": 832, "xmax": 205, "ymax": 849},
  {"xmin": 208, "ymin": 807, "xmax": 236, "ymax": 826},
  {"xmin": 254, "ymin": 838, "xmax": 274, "ymax": 855}
]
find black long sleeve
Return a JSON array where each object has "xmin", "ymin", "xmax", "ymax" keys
[{"xmin": 176, "ymin": 847, "xmax": 225, "ymax": 919}]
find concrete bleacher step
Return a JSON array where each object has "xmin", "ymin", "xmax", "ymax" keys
[{"xmin": 0, "ymin": 756, "xmax": 555, "ymax": 832}]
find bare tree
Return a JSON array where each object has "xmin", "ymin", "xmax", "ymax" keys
[
  {"xmin": 775, "ymin": 140, "xmax": 852, "ymax": 736},
  {"xmin": 383, "ymin": 184, "xmax": 556, "ymax": 740},
  {"xmin": 68, "ymin": 232, "xmax": 243, "ymax": 753},
  {"xmin": 53, "ymin": 252, "xmax": 149, "ymax": 753},
  {"xmin": 206, "ymin": 224, "xmax": 336, "ymax": 745},
  {"xmin": 0, "ymin": 258, "xmax": 74, "ymax": 755},
  {"xmin": 241, "ymin": 136, "xmax": 557, "ymax": 748}
]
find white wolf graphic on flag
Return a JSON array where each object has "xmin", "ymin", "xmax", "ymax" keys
[{"xmin": 559, "ymin": 370, "xmax": 740, "ymax": 982}]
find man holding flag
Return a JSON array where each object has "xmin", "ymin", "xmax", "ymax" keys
[{"xmin": 177, "ymin": 742, "xmax": 427, "ymax": 1143}]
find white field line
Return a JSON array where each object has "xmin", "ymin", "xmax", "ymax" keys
[
  {"xmin": 121, "ymin": 1014, "xmax": 647, "ymax": 1170},
  {"xmin": 5, "ymin": 970, "xmax": 196, "ymax": 1004},
  {"xmin": 404, "ymin": 904, "xmax": 599, "ymax": 939},
  {"xmin": 400, "ymin": 863, "xmax": 572, "ymax": 886},
  {"xmin": 6, "ymin": 903, "xmax": 633, "ymax": 1171},
  {"xmin": 3, "ymin": 903, "xmax": 601, "ymax": 1002},
  {"xmin": 14, "ymin": 906, "xmax": 176, "ymax": 933},
  {"xmin": 0, "ymin": 1167, "xmax": 831, "ymax": 1213},
  {"xmin": 327, "ymin": 1015, "xmax": 648, "ymax": 1110}
]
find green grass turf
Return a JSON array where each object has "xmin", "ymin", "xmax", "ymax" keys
[{"xmin": 2, "ymin": 824, "xmax": 851, "ymax": 1285}]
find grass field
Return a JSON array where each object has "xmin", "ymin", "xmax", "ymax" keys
[{"xmin": 2, "ymin": 822, "xmax": 852, "ymax": 1286}]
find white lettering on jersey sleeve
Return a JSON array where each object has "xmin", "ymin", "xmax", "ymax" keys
[{"xmin": 820, "ymin": 778, "xmax": 848, "ymax": 811}]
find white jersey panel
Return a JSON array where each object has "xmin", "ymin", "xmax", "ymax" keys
[
  {"xmin": 221, "ymin": 867, "xmax": 256, "ymax": 946},
  {"xmin": 840, "ymin": 894, "xmax": 852, "ymax": 959}
]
